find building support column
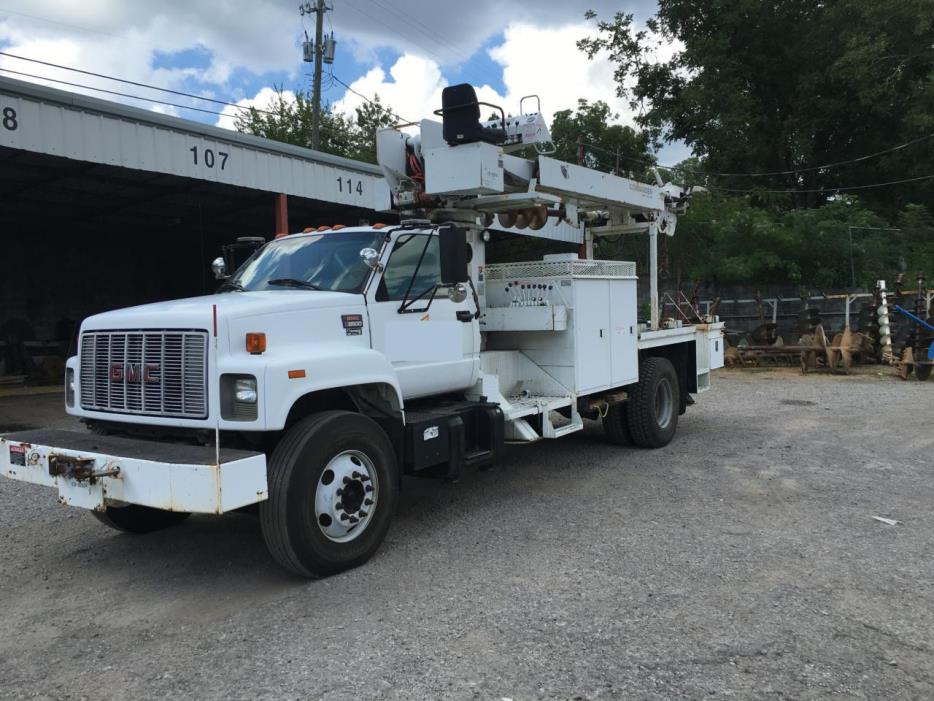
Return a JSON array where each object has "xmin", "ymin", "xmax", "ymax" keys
[{"xmin": 274, "ymin": 193, "xmax": 289, "ymax": 237}]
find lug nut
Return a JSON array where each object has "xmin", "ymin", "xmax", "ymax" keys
[
  {"xmin": 349, "ymin": 516, "xmax": 359, "ymax": 524},
  {"xmin": 360, "ymin": 475, "xmax": 371, "ymax": 482},
  {"xmin": 364, "ymin": 498, "xmax": 373, "ymax": 506},
  {"xmin": 352, "ymin": 471, "xmax": 361, "ymax": 479},
  {"xmin": 336, "ymin": 502, "xmax": 344, "ymax": 511},
  {"xmin": 343, "ymin": 476, "xmax": 351, "ymax": 484},
  {"xmin": 339, "ymin": 513, "xmax": 349, "ymax": 521},
  {"xmin": 358, "ymin": 510, "xmax": 367, "ymax": 518},
  {"xmin": 365, "ymin": 485, "xmax": 374, "ymax": 493},
  {"xmin": 336, "ymin": 488, "xmax": 343, "ymax": 496}
]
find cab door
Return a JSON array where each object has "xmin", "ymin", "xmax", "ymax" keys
[{"xmin": 366, "ymin": 232, "xmax": 478, "ymax": 399}]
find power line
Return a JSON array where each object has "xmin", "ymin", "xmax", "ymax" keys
[
  {"xmin": 358, "ymin": 0, "xmax": 501, "ymax": 89},
  {"xmin": 0, "ymin": 6, "xmax": 122, "ymax": 39},
  {"xmin": 0, "ymin": 50, "xmax": 278, "ymax": 116},
  {"xmin": 708, "ymin": 173, "xmax": 934, "ymax": 194},
  {"xmin": 693, "ymin": 132, "xmax": 934, "ymax": 178},
  {"xmin": 572, "ymin": 134, "xmax": 934, "ymax": 180},
  {"xmin": 331, "ymin": 73, "xmax": 410, "ymax": 122},
  {"xmin": 0, "ymin": 67, "xmax": 351, "ymax": 139},
  {"xmin": 0, "ymin": 67, "xmax": 237, "ymax": 119}
]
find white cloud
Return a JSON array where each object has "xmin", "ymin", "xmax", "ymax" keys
[
  {"xmin": 215, "ymin": 86, "xmax": 296, "ymax": 130},
  {"xmin": 0, "ymin": 0, "xmax": 300, "ymax": 113},
  {"xmin": 329, "ymin": 22, "xmax": 660, "ymax": 132},
  {"xmin": 0, "ymin": 1, "xmax": 693, "ymax": 161}
]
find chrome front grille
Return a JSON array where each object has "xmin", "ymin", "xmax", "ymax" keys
[{"xmin": 79, "ymin": 330, "xmax": 209, "ymax": 419}]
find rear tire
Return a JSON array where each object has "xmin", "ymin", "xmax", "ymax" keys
[
  {"xmin": 626, "ymin": 357, "xmax": 679, "ymax": 449},
  {"xmin": 602, "ymin": 402, "xmax": 632, "ymax": 445},
  {"xmin": 260, "ymin": 411, "xmax": 399, "ymax": 578},
  {"xmin": 92, "ymin": 505, "xmax": 190, "ymax": 533}
]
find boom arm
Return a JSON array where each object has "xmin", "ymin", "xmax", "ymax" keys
[{"xmin": 375, "ymin": 83, "xmax": 699, "ymax": 328}]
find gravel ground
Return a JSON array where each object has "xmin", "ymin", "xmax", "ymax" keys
[{"xmin": 1, "ymin": 369, "xmax": 933, "ymax": 700}]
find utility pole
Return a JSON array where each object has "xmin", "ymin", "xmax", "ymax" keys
[
  {"xmin": 311, "ymin": 0, "xmax": 325, "ymax": 151},
  {"xmin": 300, "ymin": 1, "xmax": 332, "ymax": 151}
]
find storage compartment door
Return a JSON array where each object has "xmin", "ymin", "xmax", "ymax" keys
[
  {"xmin": 708, "ymin": 328, "xmax": 725, "ymax": 370},
  {"xmin": 573, "ymin": 279, "xmax": 611, "ymax": 393},
  {"xmin": 609, "ymin": 279, "xmax": 638, "ymax": 386}
]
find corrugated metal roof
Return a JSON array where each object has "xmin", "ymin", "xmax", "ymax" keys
[{"xmin": 0, "ymin": 75, "xmax": 389, "ymax": 211}]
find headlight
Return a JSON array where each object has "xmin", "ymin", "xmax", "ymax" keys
[
  {"xmin": 65, "ymin": 368, "xmax": 75, "ymax": 407},
  {"xmin": 235, "ymin": 378, "xmax": 257, "ymax": 403},
  {"xmin": 221, "ymin": 374, "xmax": 258, "ymax": 421}
]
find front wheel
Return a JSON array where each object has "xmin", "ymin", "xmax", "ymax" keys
[
  {"xmin": 260, "ymin": 411, "xmax": 399, "ymax": 578},
  {"xmin": 626, "ymin": 357, "xmax": 680, "ymax": 449}
]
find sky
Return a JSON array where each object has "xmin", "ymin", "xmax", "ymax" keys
[{"xmin": 0, "ymin": 0, "xmax": 690, "ymax": 164}]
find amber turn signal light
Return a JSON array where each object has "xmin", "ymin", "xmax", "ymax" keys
[{"xmin": 246, "ymin": 332, "xmax": 266, "ymax": 354}]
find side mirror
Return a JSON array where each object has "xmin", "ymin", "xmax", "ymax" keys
[
  {"xmin": 438, "ymin": 226, "xmax": 469, "ymax": 284},
  {"xmin": 211, "ymin": 256, "xmax": 228, "ymax": 280},
  {"xmin": 360, "ymin": 247, "xmax": 380, "ymax": 269}
]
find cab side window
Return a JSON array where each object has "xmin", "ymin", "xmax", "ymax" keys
[{"xmin": 377, "ymin": 234, "xmax": 441, "ymax": 301}]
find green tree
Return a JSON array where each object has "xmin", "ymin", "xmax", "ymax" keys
[
  {"xmin": 549, "ymin": 99, "xmax": 656, "ymax": 179},
  {"xmin": 579, "ymin": 1, "xmax": 934, "ymax": 211},
  {"xmin": 234, "ymin": 87, "xmax": 398, "ymax": 164}
]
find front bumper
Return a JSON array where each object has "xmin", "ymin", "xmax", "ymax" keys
[{"xmin": 1, "ymin": 429, "xmax": 268, "ymax": 514}]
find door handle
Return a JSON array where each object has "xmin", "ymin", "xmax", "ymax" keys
[{"xmin": 456, "ymin": 310, "xmax": 473, "ymax": 323}]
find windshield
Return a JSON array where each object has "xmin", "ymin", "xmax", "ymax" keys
[{"xmin": 227, "ymin": 231, "xmax": 385, "ymax": 293}]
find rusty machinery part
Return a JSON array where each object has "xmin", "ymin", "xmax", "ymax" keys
[
  {"xmin": 796, "ymin": 325, "xmax": 864, "ymax": 375},
  {"xmin": 799, "ymin": 332, "xmax": 817, "ymax": 373},
  {"xmin": 798, "ymin": 307, "xmax": 821, "ymax": 334},
  {"xmin": 527, "ymin": 204, "xmax": 548, "ymax": 230},
  {"xmin": 724, "ymin": 345, "xmax": 742, "ymax": 368},
  {"xmin": 896, "ymin": 346, "xmax": 914, "ymax": 380},
  {"xmin": 749, "ymin": 323, "xmax": 779, "ymax": 346},
  {"xmin": 492, "ymin": 206, "xmax": 551, "ymax": 232},
  {"xmin": 830, "ymin": 328, "xmax": 857, "ymax": 374},
  {"xmin": 497, "ymin": 212, "xmax": 516, "ymax": 229}
]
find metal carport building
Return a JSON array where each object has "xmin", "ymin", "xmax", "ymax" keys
[{"xmin": 0, "ymin": 75, "xmax": 390, "ymax": 379}]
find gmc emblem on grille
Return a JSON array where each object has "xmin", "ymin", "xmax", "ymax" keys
[{"xmin": 109, "ymin": 362, "xmax": 160, "ymax": 384}]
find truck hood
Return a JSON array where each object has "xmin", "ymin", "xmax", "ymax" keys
[{"xmin": 81, "ymin": 291, "xmax": 363, "ymax": 332}]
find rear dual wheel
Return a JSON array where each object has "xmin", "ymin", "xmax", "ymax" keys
[{"xmin": 603, "ymin": 357, "xmax": 679, "ymax": 449}]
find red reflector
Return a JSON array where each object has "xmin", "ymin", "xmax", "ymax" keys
[{"xmin": 288, "ymin": 369, "xmax": 306, "ymax": 379}]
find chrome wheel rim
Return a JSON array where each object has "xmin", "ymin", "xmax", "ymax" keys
[
  {"xmin": 655, "ymin": 378, "xmax": 674, "ymax": 429},
  {"xmin": 314, "ymin": 450, "xmax": 378, "ymax": 543}
]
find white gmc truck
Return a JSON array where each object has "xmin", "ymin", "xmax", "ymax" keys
[{"xmin": 1, "ymin": 85, "xmax": 723, "ymax": 577}]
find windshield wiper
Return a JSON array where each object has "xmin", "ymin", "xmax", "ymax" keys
[
  {"xmin": 217, "ymin": 280, "xmax": 244, "ymax": 292},
  {"xmin": 267, "ymin": 278, "xmax": 321, "ymax": 290}
]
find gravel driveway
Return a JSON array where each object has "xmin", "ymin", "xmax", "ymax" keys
[{"xmin": 1, "ymin": 369, "xmax": 932, "ymax": 699}]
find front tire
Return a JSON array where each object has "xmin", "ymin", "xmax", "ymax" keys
[
  {"xmin": 627, "ymin": 357, "xmax": 680, "ymax": 449},
  {"xmin": 260, "ymin": 411, "xmax": 399, "ymax": 578},
  {"xmin": 92, "ymin": 505, "xmax": 190, "ymax": 533}
]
